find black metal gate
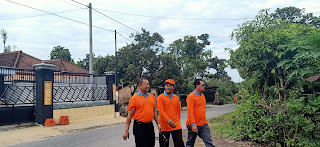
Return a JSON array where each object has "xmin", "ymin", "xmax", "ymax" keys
[
  {"xmin": 0, "ymin": 106, "xmax": 34, "ymax": 125},
  {"xmin": 0, "ymin": 85, "xmax": 36, "ymax": 126},
  {"xmin": 0, "ymin": 67, "xmax": 36, "ymax": 126}
]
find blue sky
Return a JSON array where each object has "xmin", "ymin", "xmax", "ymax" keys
[{"xmin": 1, "ymin": 0, "xmax": 320, "ymax": 82}]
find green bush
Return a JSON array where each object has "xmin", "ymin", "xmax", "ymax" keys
[{"xmin": 229, "ymin": 91, "xmax": 320, "ymax": 147}]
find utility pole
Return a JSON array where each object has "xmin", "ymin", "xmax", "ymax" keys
[
  {"xmin": 115, "ymin": 30, "xmax": 118, "ymax": 89},
  {"xmin": 88, "ymin": 3, "xmax": 93, "ymax": 83},
  {"xmin": 114, "ymin": 30, "xmax": 118, "ymax": 112}
]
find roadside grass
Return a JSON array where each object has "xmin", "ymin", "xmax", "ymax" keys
[{"xmin": 209, "ymin": 111, "xmax": 234, "ymax": 139}]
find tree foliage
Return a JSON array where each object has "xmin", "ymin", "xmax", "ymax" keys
[
  {"xmin": 168, "ymin": 34, "xmax": 212, "ymax": 90},
  {"xmin": 1, "ymin": 29, "xmax": 7, "ymax": 53},
  {"xmin": 94, "ymin": 55, "xmax": 115, "ymax": 74},
  {"xmin": 229, "ymin": 9, "xmax": 319, "ymax": 101},
  {"xmin": 206, "ymin": 77, "xmax": 236, "ymax": 104},
  {"xmin": 117, "ymin": 28, "xmax": 163, "ymax": 88},
  {"xmin": 226, "ymin": 7, "xmax": 320, "ymax": 146},
  {"xmin": 271, "ymin": 6, "xmax": 320, "ymax": 28},
  {"xmin": 50, "ymin": 46, "xmax": 72, "ymax": 62},
  {"xmin": 153, "ymin": 52, "xmax": 181, "ymax": 87},
  {"xmin": 75, "ymin": 29, "xmax": 234, "ymax": 97},
  {"xmin": 208, "ymin": 56, "xmax": 229, "ymax": 79},
  {"xmin": 75, "ymin": 53, "xmax": 92, "ymax": 71}
]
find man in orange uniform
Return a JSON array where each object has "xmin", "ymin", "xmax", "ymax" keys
[
  {"xmin": 233, "ymin": 95, "xmax": 237, "ymax": 104},
  {"xmin": 123, "ymin": 77, "xmax": 160, "ymax": 147},
  {"xmin": 186, "ymin": 79, "xmax": 215, "ymax": 147},
  {"xmin": 157, "ymin": 79, "xmax": 185, "ymax": 147}
]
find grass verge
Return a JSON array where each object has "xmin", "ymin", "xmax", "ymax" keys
[{"xmin": 209, "ymin": 111, "xmax": 235, "ymax": 139}]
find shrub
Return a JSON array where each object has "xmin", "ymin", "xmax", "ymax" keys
[{"xmin": 229, "ymin": 91, "xmax": 320, "ymax": 146}]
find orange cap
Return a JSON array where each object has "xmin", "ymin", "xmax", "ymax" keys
[{"xmin": 164, "ymin": 79, "xmax": 175, "ymax": 85}]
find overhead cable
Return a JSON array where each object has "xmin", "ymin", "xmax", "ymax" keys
[
  {"xmin": 0, "ymin": 8, "xmax": 85, "ymax": 20},
  {"xmin": 4, "ymin": 0, "xmax": 114, "ymax": 32},
  {"xmin": 92, "ymin": 8, "xmax": 140, "ymax": 33},
  {"xmin": 95, "ymin": 8, "xmax": 252, "ymax": 21}
]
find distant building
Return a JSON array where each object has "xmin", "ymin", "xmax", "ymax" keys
[
  {"xmin": 0, "ymin": 51, "xmax": 88, "ymax": 83},
  {"xmin": 0, "ymin": 51, "xmax": 88, "ymax": 73}
]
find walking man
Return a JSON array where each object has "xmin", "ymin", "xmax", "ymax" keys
[
  {"xmin": 186, "ymin": 79, "xmax": 215, "ymax": 147},
  {"xmin": 123, "ymin": 77, "xmax": 160, "ymax": 147},
  {"xmin": 157, "ymin": 79, "xmax": 185, "ymax": 147}
]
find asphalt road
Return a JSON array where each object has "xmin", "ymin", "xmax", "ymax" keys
[{"xmin": 11, "ymin": 104, "xmax": 236, "ymax": 147}]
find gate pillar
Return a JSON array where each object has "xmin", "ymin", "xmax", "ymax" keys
[
  {"xmin": 33, "ymin": 63, "xmax": 55, "ymax": 125},
  {"xmin": 105, "ymin": 71, "xmax": 118, "ymax": 112}
]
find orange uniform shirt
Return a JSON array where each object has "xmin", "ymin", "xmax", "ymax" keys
[
  {"xmin": 186, "ymin": 90, "xmax": 208, "ymax": 126},
  {"xmin": 127, "ymin": 91, "xmax": 156, "ymax": 123},
  {"xmin": 157, "ymin": 91, "xmax": 182, "ymax": 131}
]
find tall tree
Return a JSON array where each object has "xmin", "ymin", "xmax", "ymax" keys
[
  {"xmin": 208, "ymin": 56, "xmax": 229, "ymax": 79},
  {"xmin": 153, "ymin": 52, "xmax": 181, "ymax": 87},
  {"xmin": 76, "ymin": 53, "xmax": 92, "ymax": 71},
  {"xmin": 50, "ymin": 46, "xmax": 72, "ymax": 62},
  {"xmin": 225, "ymin": 8, "xmax": 320, "ymax": 147},
  {"xmin": 94, "ymin": 55, "xmax": 115, "ymax": 74},
  {"xmin": 1, "ymin": 29, "xmax": 8, "ymax": 53},
  {"xmin": 271, "ymin": 6, "xmax": 320, "ymax": 28},
  {"xmin": 228, "ymin": 9, "xmax": 319, "ymax": 101},
  {"xmin": 168, "ymin": 34, "xmax": 212, "ymax": 89},
  {"xmin": 117, "ymin": 28, "xmax": 163, "ymax": 95}
]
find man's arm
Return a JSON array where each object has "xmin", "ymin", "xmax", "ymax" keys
[
  {"xmin": 154, "ymin": 109, "xmax": 160, "ymax": 125},
  {"xmin": 123, "ymin": 112, "xmax": 134, "ymax": 140},
  {"xmin": 187, "ymin": 96, "xmax": 198, "ymax": 133},
  {"xmin": 187, "ymin": 96, "xmax": 196, "ymax": 125},
  {"xmin": 154, "ymin": 109, "xmax": 162, "ymax": 131}
]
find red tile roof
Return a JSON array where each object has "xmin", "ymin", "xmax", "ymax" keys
[
  {"xmin": 43, "ymin": 59, "xmax": 88, "ymax": 73},
  {"xmin": 0, "ymin": 51, "xmax": 24, "ymax": 67},
  {"xmin": 0, "ymin": 51, "xmax": 88, "ymax": 73}
]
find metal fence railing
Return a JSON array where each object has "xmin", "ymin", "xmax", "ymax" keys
[
  {"xmin": 0, "ymin": 67, "xmax": 109, "ymax": 105},
  {"xmin": 53, "ymin": 86, "xmax": 108, "ymax": 103},
  {"xmin": 0, "ymin": 86, "xmax": 36, "ymax": 105},
  {"xmin": 0, "ymin": 66, "xmax": 35, "ymax": 83},
  {"xmin": 53, "ymin": 71, "xmax": 106, "ymax": 84}
]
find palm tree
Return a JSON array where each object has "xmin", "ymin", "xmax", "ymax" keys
[{"xmin": 1, "ymin": 29, "xmax": 8, "ymax": 52}]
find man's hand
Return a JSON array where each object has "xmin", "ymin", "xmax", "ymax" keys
[
  {"xmin": 169, "ymin": 121, "xmax": 176, "ymax": 128},
  {"xmin": 158, "ymin": 124, "xmax": 162, "ymax": 132},
  {"xmin": 123, "ymin": 130, "xmax": 129, "ymax": 140},
  {"xmin": 191, "ymin": 125, "xmax": 198, "ymax": 133}
]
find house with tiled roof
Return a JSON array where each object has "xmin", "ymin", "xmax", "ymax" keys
[{"xmin": 0, "ymin": 51, "xmax": 88, "ymax": 73}]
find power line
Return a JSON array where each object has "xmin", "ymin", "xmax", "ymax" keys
[
  {"xmin": 0, "ymin": 8, "xmax": 85, "ymax": 20},
  {"xmin": 70, "ymin": 0, "xmax": 139, "ymax": 33},
  {"xmin": 4, "ymin": 0, "xmax": 114, "ymax": 32},
  {"xmin": 92, "ymin": 10, "xmax": 135, "ymax": 36},
  {"xmin": 70, "ymin": 0, "xmax": 88, "ymax": 8},
  {"xmin": 69, "ymin": 0, "xmax": 140, "ymax": 35},
  {"xmin": 95, "ymin": 8, "xmax": 253, "ymax": 21},
  {"xmin": 57, "ymin": 0, "xmax": 84, "ymax": 9},
  {"xmin": 92, "ymin": 8, "xmax": 140, "ymax": 33},
  {"xmin": 69, "ymin": 0, "xmax": 138, "ymax": 43},
  {"xmin": 118, "ymin": 33, "xmax": 134, "ymax": 42}
]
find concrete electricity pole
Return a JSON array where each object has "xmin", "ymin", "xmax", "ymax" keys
[
  {"xmin": 114, "ymin": 30, "xmax": 118, "ymax": 112},
  {"xmin": 88, "ymin": 3, "xmax": 93, "ymax": 83}
]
